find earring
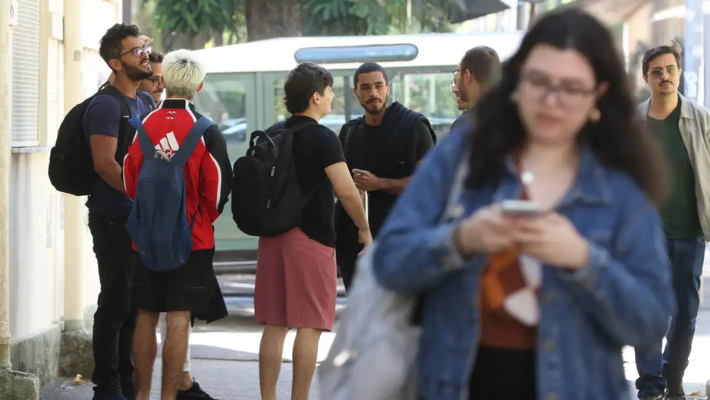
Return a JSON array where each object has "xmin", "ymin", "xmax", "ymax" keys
[
  {"xmin": 510, "ymin": 90, "xmax": 519, "ymax": 103},
  {"xmin": 589, "ymin": 108, "xmax": 601, "ymax": 122}
]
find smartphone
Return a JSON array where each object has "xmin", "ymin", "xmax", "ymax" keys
[{"xmin": 501, "ymin": 200, "xmax": 539, "ymax": 218}]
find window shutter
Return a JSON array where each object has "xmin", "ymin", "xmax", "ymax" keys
[{"xmin": 11, "ymin": 0, "xmax": 41, "ymax": 146}]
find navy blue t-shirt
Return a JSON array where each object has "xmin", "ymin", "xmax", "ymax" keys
[{"xmin": 82, "ymin": 90, "xmax": 154, "ymax": 216}]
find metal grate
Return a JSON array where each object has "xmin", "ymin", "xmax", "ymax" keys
[{"xmin": 11, "ymin": 0, "xmax": 41, "ymax": 146}]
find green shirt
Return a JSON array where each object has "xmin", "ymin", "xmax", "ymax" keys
[{"xmin": 648, "ymin": 99, "xmax": 703, "ymax": 239}]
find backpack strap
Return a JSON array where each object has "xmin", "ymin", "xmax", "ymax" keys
[
  {"xmin": 129, "ymin": 117, "xmax": 158, "ymax": 161},
  {"xmin": 99, "ymin": 85, "xmax": 130, "ymax": 118},
  {"xmin": 171, "ymin": 117, "xmax": 215, "ymax": 167}
]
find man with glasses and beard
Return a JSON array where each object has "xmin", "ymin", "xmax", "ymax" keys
[
  {"xmin": 633, "ymin": 42, "xmax": 710, "ymax": 400},
  {"xmin": 83, "ymin": 23, "xmax": 155, "ymax": 400},
  {"xmin": 335, "ymin": 62, "xmax": 436, "ymax": 291}
]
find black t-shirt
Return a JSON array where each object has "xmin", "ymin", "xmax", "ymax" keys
[
  {"xmin": 287, "ymin": 115, "xmax": 346, "ymax": 248},
  {"xmin": 353, "ymin": 119, "xmax": 433, "ymax": 174}
]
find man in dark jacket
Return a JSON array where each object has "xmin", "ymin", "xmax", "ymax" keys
[{"xmin": 335, "ymin": 62, "xmax": 436, "ymax": 290}]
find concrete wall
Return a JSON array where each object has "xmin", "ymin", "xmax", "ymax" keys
[{"xmin": 7, "ymin": 0, "xmax": 121, "ymax": 386}]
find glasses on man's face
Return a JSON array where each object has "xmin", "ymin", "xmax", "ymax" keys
[
  {"xmin": 519, "ymin": 72, "xmax": 596, "ymax": 108},
  {"xmin": 119, "ymin": 46, "xmax": 152, "ymax": 59},
  {"xmin": 452, "ymin": 68, "xmax": 459, "ymax": 79},
  {"xmin": 145, "ymin": 76, "xmax": 163, "ymax": 87},
  {"xmin": 647, "ymin": 65, "xmax": 678, "ymax": 79}
]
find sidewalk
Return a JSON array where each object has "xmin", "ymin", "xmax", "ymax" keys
[
  {"xmin": 41, "ymin": 309, "xmax": 710, "ymax": 400},
  {"xmin": 41, "ymin": 316, "xmax": 328, "ymax": 400}
]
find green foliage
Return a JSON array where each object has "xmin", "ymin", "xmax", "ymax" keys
[
  {"xmin": 302, "ymin": 0, "xmax": 457, "ymax": 36},
  {"xmin": 302, "ymin": 0, "xmax": 390, "ymax": 36},
  {"xmin": 153, "ymin": 0, "xmax": 241, "ymax": 42},
  {"xmin": 149, "ymin": 0, "xmax": 459, "ymax": 44}
]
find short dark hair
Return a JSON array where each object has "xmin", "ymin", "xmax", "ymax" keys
[
  {"xmin": 99, "ymin": 23, "xmax": 141, "ymax": 64},
  {"xmin": 461, "ymin": 46, "xmax": 501, "ymax": 89},
  {"xmin": 149, "ymin": 51, "xmax": 164, "ymax": 63},
  {"xmin": 284, "ymin": 62, "xmax": 334, "ymax": 115},
  {"xmin": 642, "ymin": 41, "xmax": 682, "ymax": 75},
  {"xmin": 354, "ymin": 62, "xmax": 388, "ymax": 88}
]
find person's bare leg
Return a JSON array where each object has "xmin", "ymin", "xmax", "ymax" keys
[
  {"xmin": 161, "ymin": 311, "xmax": 190, "ymax": 400},
  {"xmin": 259, "ymin": 325, "xmax": 289, "ymax": 400},
  {"xmin": 291, "ymin": 328, "xmax": 323, "ymax": 400},
  {"xmin": 134, "ymin": 309, "xmax": 159, "ymax": 400},
  {"xmin": 162, "ymin": 312, "xmax": 195, "ymax": 392}
]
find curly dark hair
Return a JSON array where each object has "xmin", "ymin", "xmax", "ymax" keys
[
  {"xmin": 284, "ymin": 62, "xmax": 334, "ymax": 115},
  {"xmin": 466, "ymin": 8, "xmax": 667, "ymax": 205},
  {"xmin": 99, "ymin": 23, "xmax": 141, "ymax": 65}
]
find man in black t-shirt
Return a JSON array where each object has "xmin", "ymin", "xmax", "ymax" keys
[
  {"xmin": 254, "ymin": 62, "xmax": 371, "ymax": 400},
  {"xmin": 335, "ymin": 62, "xmax": 436, "ymax": 290}
]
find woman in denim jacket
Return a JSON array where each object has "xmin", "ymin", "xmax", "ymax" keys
[{"xmin": 372, "ymin": 9, "xmax": 674, "ymax": 400}]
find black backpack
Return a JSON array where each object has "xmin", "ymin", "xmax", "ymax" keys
[
  {"xmin": 48, "ymin": 84, "xmax": 130, "ymax": 196},
  {"xmin": 232, "ymin": 120, "xmax": 319, "ymax": 237}
]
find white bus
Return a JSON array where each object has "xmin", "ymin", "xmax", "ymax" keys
[{"xmin": 192, "ymin": 31, "xmax": 525, "ymax": 264}]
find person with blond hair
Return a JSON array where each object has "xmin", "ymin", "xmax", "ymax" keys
[{"xmin": 123, "ymin": 49, "xmax": 232, "ymax": 400}]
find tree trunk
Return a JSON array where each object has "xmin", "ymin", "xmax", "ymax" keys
[
  {"xmin": 213, "ymin": 31, "xmax": 224, "ymax": 47},
  {"xmin": 246, "ymin": 0, "xmax": 303, "ymax": 41},
  {"xmin": 191, "ymin": 32, "xmax": 209, "ymax": 50}
]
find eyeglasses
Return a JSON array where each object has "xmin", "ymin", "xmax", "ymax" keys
[
  {"xmin": 519, "ymin": 72, "xmax": 596, "ymax": 108},
  {"xmin": 452, "ymin": 68, "xmax": 459, "ymax": 79},
  {"xmin": 145, "ymin": 76, "xmax": 163, "ymax": 87},
  {"xmin": 118, "ymin": 46, "xmax": 152, "ymax": 59},
  {"xmin": 647, "ymin": 66, "xmax": 678, "ymax": 79}
]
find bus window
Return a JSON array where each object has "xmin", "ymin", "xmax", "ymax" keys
[
  {"xmin": 272, "ymin": 75, "xmax": 360, "ymax": 135},
  {"xmin": 194, "ymin": 74, "xmax": 255, "ymax": 253},
  {"xmin": 390, "ymin": 71, "xmax": 460, "ymax": 140}
]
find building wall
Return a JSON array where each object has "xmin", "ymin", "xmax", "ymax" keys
[{"xmin": 8, "ymin": 0, "xmax": 121, "ymax": 376}]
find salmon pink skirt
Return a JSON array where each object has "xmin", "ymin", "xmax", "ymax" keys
[{"xmin": 254, "ymin": 228, "xmax": 337, "ymax": 331}]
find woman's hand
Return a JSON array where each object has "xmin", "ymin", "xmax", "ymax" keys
[
  {"xmin": 514, "ymin": 213, "xmax": 590, "ymax": 270},
  {"xmin": 454, "ymin": 204, "xmax": 517, "ymax": 256}
]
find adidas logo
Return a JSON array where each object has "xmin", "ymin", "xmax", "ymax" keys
[{"xmin": 155, "ymin": 131, "xmax": 180, "ymax": 159}]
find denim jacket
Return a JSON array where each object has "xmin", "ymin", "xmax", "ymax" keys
[
  {"xmin": 638, "ymin": 93, "xmax": 710, "ymax": 238},
  {"xmin": 372, "ymin": 129, "xmax": 674, "ymax": 400}
]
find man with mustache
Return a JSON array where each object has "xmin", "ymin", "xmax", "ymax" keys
[
  {"xmin": 633, "ymin": 42, "xmax": 710, "ymax": 400},
  {"xmin": 335, "ymin": 62, "xmax": 436, "ymax": 290},
  {"xmin": 84, "ymin": 24, "xmax": 155, "ymax": 400},
  {"xmin": 137, "ymin": 51, "xmax": 165, "ymax": 104}
]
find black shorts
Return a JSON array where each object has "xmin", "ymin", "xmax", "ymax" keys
[{"xmin": 131, "ymin": 249, "xmax": 228, "ymax": 323}]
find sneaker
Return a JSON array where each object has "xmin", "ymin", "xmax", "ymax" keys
[
  {"xmin": 93, "ymin": 386, "xmax": 129, "ymax": 400},
  {"xmin": 176, "ymin": 380, "xmax": 217, "ymax": 400},
  {"xmin": 666, "ymin": 385, "xmax": 685, "ymax": 400}
]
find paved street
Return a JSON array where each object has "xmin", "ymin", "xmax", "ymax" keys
[
  {"xmin": 41, "ymin": 316, "xmax": 330, "ymax": 400},
  {"xmin": 40, "ymin": 249, "xmax": 710, "ymax": 400},
  {"xmin": 40, "ymin": 311, "xmax": 710, "ymax": 400}
]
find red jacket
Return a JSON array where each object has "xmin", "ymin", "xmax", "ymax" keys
[{"xmin": 123, "ymin": 99, "xmax": 232, "ymax": 251}]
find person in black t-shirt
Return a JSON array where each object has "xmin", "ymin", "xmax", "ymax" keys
[
  {"xmin": 335, "ymin": 62, "xmax": 436, "ymax": 291},
  {"xmin": 254, "ymin": 62, "xmax": 372, "ymax": 400}
]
